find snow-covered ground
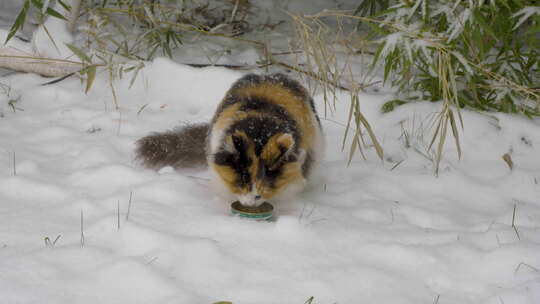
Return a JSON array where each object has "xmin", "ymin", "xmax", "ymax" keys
[
  {"xmin": 1, "ymin": 57, "xmax": 539, "ymax": 304},
  {"xmin": 1, "ymin": 1, "xmax": 540, "ymax": 303}
]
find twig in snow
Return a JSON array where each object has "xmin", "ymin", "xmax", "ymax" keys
[
  {"xmin": 116, "ymin": 111, "xmax": 122, "ymax": 136},
  {"xmin": 44, "ymin": 234, "xmax": 62, "ymax": 248},
  {"xmin": 80, "ymin": 210, "xmax": 85, "ymax": 247},
  {"xmin": 12, "ymin": 151, "xmax": 16, "ymax": 176},
  {"xmin": 390, "ymin": 160, "xmax": 404, "ymax": 171},
  {"xmin": 117, "ymin": 200, "xmax": 121, "ymax": 231},
  {"xmin": 514, "ymin": 262, "xmax": 539, "ymax": 275},
  {"xmin": 512, "ymin": 203, "xmax": 520, "ymax": 240},
  {"xmin": 146, "ymin": 256, "xmax": 158, "ymax": 265},
  {"xmin": 126, "ymin": 191, "xmax": 133, "ymax": 221},
  {"xmin": 41, "ymin": 72, "xmax": 76, "ymax": 86},
  {"xmin": 137, "ymin": 104, "xmax": 149, "ymax": 116}
]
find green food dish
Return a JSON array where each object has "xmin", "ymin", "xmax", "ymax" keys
[{"xmin": 230, "ymin": 201, "xmax": 274, "ymax": 220}]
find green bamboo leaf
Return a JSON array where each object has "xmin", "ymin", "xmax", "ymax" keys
[
  {"xmin": 65, "ymin": 43, "xmax": 92, "ymax": 63},
  {"xmin": 85, "ymin": 65, "xmax": 97, "ymax": 94},
  {"xmin": 46, "ymin": 7, "xmax": 68, "ymax": 20},
  {"xmin": 383, "ymin": 50, "xmax": 396, "ymax": 84},
  {"xmin": 57, "ymin": 0, "xmax": 71, "ymax": 11},
  {"xmin": 128, "ymin": 63, "xmax": 145, "ymax": 89},
  {"xmin": 381, "ymin": 99, "xmax": 407, "ymax": 113},
  {"xmin": 370, "ymin": 41, "xmax": 386, "ymax": 70},
  {"xmin": 42, "ymin": 24, "xmax": 60, "ymax": 54},
  {"xmin": 30, "ymin": 0, "xmax": 67, "ymax": 21},
  {"xmin": 5, "ymin": 0, "xmax": 30, "ymax": 44},
  {"xmin": 473, "ymin": 9, "xmax": 496, "ymax": 41}
]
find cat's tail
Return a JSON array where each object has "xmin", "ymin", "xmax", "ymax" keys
[{"xmin": 135, "ymin": 123, "xmax": 209, "ymax": 169}]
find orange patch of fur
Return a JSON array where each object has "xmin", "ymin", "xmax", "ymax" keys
[
  {"xmin": 214, "ymin": 103, "xmax": 245, "ymax": 131},
  {"xmin": 261, "ymin": 133, "xmax": 294, "ymax": 166},
  {"xmin": 211, "ymin": 164, "xmax": 245, "ymax": 194}
]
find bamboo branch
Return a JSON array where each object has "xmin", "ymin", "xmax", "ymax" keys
[
  {"xmin": 0, "ymin": 47, "xmax": 82, "ymax": 77},
  {"xmin": 68, "ymin": 0, "xmax": 83, "ymax": 33}
]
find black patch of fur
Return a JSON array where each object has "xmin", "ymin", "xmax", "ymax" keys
[
  {"xmin": 227, "ymin": 116, "xmax": 300, "ymax": 156},
  {"xmin": 211, "ymin": 73, "xmax": 321, "ymax": 130},
  {"xmin": 213, "ymin": 137, "xmax": 252, "ymax": 189},
  {"xmin": 135, "ymin": 123, "xmax": 209, "ymax": 169},
  {"xmin": 240, "ymin": 96, "xmax": 292, "ymax": 120},
  {"xmin": 262, "ymin": 165, "xmax": 282, "ymax": 189},
  {"xmin": 230, "ymin": 73, "xmax": 307, "ymax": 99}
]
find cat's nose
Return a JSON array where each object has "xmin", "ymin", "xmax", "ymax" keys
[{"xmin": 255, "ymin": 195, "xmax": 262, "ymax": 200}]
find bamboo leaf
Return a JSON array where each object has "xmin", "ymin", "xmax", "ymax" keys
[
  {"xmin": 30, "ymin": 0, "xmax": 67, "ymax": 20},
  {"xmin": 428, "ymin": 113, "xmax": 443, "ymax": 151},
  {"xmin": 435, "ymin": 114, "xmax": 449, "ymax": 176},
  {"xmin": 65, "ymin": 43, "xmax": 92, "ymax": 63},
  {"xmin": 85, "ymin": 65, "xmax": 97, "ymax": 94},
  {"xmin": 128, "ymin": 63, "xmax": 145, "ymax": 89},
  {"xmin": 341, "ymin": 92, "xmax": 356, "ymax": 151},
  {"xmin": 57, "ymin": 0, "xmax": 71, "ymax": 11},
  {"xmin": 473, "ymin": 9, "xmax": 496, "ymax": 40},
  {"xmin": 42, "ymin": 24, "xmax": 60, "ymax": 54},
  {"xmin": 448, "ymin": 109, "xmax": 462, "ymax": 159},
  {"xmin": 5, "ymin": 0, "xmax": 30, "ymax": 44},
  {"xmin": 46, "ymin": 7, "xmax": 68, "ymax": 20},
  {"xmin": 357, "ymin": 111, "xmax": 384, "ymax": 161}
]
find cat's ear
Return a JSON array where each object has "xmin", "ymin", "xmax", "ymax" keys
[{"xmin": 262, "ymin": 133, "xmax": 296, "ymax": 168}]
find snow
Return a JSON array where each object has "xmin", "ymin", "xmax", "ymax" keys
[
  {"xmin": 1, "ymin": 2, "xmax": 540, "ymax": 304},
  {"xmin": 1, "ymin": 57, "xmax": 539, "ymax": 304}
]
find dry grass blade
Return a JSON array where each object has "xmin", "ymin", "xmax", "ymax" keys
[
  {"xmin": 341, "ymin": 93, "xmax": 356, "ymax": 151},
  {"xmin": 428, "ymin": 112, "xmax": 443, "ymax": 151},
  {"xmin": 448, "ymin": 109, "xmax": 461, "ymax": 159},
  {"xmin": 347, "ymin": 92, "xmax": 367, "ymax": 164},
  {"xmin": 357, "ymin": 109, "xmax": 384, "ymax": 161},
  {"xmin": 290, "ymin": 12, "xmax": 383, "ymax": 164},
  {"xmin": 427, "ymin": 51, "xmax": 462, "ymax": 175},
  {"xmin": 434, "ymin": 112, "xmax": 449, "ymax": 176}
]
